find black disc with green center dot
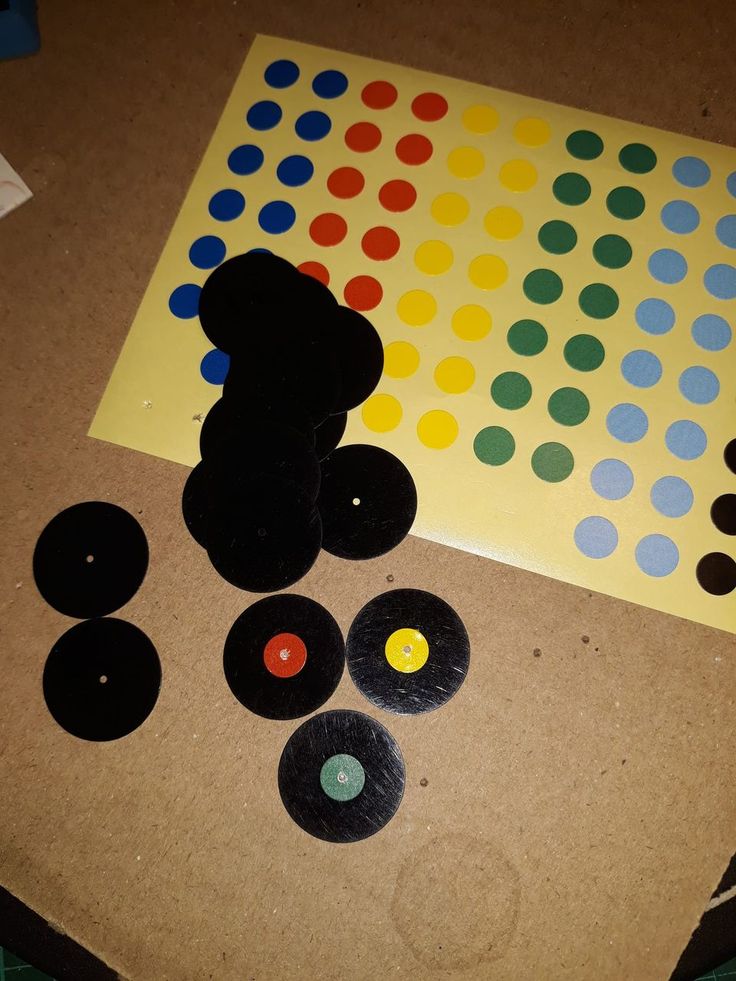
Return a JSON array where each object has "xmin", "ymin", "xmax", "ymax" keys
[
  {"xmin": 278, "ymin": 709, "xmax": 405, "ymax": 842},
  {"xmin": 507, "ymin": 319, "xmax": 548, "ymax": 356},
  {"xmin": 548, "ymin": 387, "xmax": 590, "ymax": 426},
  {"xmin": 593, "ymin": 234, "xmax": 632, "ymax": 269},
  {"xmin": 552, "ymin": 172, "xmax": 591, "ymax": 205},
  {"xmin": 473, "ymin": 426, "xmax": 516, "ymax": 466},
  {"xmin": 564, "ymin": 334, "xmax": 605, "ymax": 371},
  {"xmin": 579, "ymin": 283, "xmax": 619, "ymax": 319},
  {"xmin": 523, "ymin": 268, "xmax": 563, "ymax": 304},
  {"xmin": 606, "ymin": 186, "xmax": 645, "ymax": 220},
  {"xmin": 531, "ymin": 442, "xmax": 574, "ymax": 482},
  {"xmin": 491, "ymin": 371, "xmax": 532, "ymax": 409},
  {"xmin": 566, "ymin": 130, "xmax": 604, "ymax": 160},
  {"xmin": 618, "ymin": 143, "xmax": 657, "ymax": 174}
]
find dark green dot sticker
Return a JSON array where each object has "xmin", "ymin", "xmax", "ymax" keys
[
  {"xmin": 523, "ymin": 268, "xmax": 563, "ymax": 304},
  {"xmin": 473, "ymin": 426, "xmax": 515, "ymax": 465},
  {"xmin": 491, "ymin": 371, "xmax": 531, "ymax": 409},
  {"xmin": 538, "ymin": 220, "xmax": 577, "ymax": 254},
  {"xmin": 606, "ymin": 186, "xmax": 645, "ymax": 220},
  {"xmin": 507, "ymin": 319, "xmax": 548, "ymax": 356},
  {"xmin": 579, "ymin": 283, "xmax": 619, "ymax": 319},
  {"xmin": 566, "ymin": 130, "xmax": 604, "ymax": 160},
  {"xmin": 548, "ymin": 387, "xmax": 590, "ymax": 426},
  {"xmin": 320, "ymin": 753, "xmax": 365, "ymax": 802},
  {"xmin": 552, "ymin": 172, "xmax": 591, "ymax": 206},
  {"xmin": 618, "ymin": 142, "xmax": 657, "ymax": 174},
  {"xmin": 531, "ymin": 442, "xmax": 574, "ymax": 482},
  {"xmin": 564, "ymin": 334, "xmax": 605, "ymax": 371},
  {"xmin": 593, "ymin": 234, "xmax": 632, "ymax": 269}
]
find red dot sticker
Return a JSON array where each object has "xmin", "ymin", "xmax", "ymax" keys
[
  {"xmin": 298, "ymin": 261, "xmax": 330, "ymax": 285},
  {"xmin": 396, "ymin": 134, "xmax": 433, "ymax": 165},
  {"xmin": 327, "ymin": 166, "xmax": 365, "ymax": 199},
  {"xmin": 344, "ymin": 275, "xmax": 383, "ymax": 311},
  {"xmin": 345, "ymin": 121, "xmax": 382, "ymax": 152},
  {"xmin": 362, "ymin": 80, "xmax": 398, "ymax": 109},
  {"xmin": 411, "ymin": 92, "xmax": 448, "ymax": 121},
  {"xmin": 310, "ymin": 213, "xmax": 348, "ymax": 247},
  {"xmin": 378, "ymin": 179, "xmax": 417, "ymax": 212},
  {"xmin": 362, "ymin": 226, "xmax": 400, "ymax": 261},
  {"xmin": 263, "ymin": 632, "xmax": 307, "ymax": 678}
]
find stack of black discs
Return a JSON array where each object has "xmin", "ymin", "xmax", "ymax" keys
[{"xmin": 182, "ymin": 251, "xmax": 418, "ymax": 592}]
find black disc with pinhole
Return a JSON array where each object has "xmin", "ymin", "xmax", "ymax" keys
[
  {"xmin": 43, "ymin": 617, "xmax": 161, "ymax": 741},
  {"xmin": 200, "ymin": 396, "xmax": 315, "ymax": 457},
  {"xmin": 324, "ymin": 306, "xmax": 384, "ymax": 412},
  {"xmin": 710, "ymin": 494, "xmax": 736, "ymax": 536},
  {"xmin": 314, "ymin": 411, "xmax": 347, "ymax": 461},
  {"xmin": 317, "ymin": 444, "xmax": 417, "ymax": 559},
  {"xmin": 223, "ymin": 594, "xmax": 344, "ymax": 720},
  {"xmin": 181, "ymin": 462, "xmax": 209, "ymax": 548},
  {"xmin": 33, "ymin": 502, "xmax": 148, "ymax": 618},
  {"xmin": 278, "ymin": 709, "xmax": 405, "ymax": 843},
  {"xmin": 696, "ymin": 552, "xmax": 736, "ymax": 595},
  {"xmin": 346, "ymin": 588, "xmax": 470, "ymax": 715},
  {"xmin": 724, "ymin": 439, "xmax": 736, "ymax": 475}
]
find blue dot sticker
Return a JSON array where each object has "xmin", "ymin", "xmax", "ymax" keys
[
  {"xmin": 590, "ymin": 459, "xmax": 634, "ymax": 500},
  {"xmin": 312, "ymin": 69, "xmax": 348, "ymax": 99},
  {"xmin": 728, "ymin": 172, "xmax": 736, "ymax": 198},
  {"xmin": 672, "ymin": 156, "xmax": 711, "ymax": 188},
  {"xmin": 228, "ymin": 144, "xmax": 264, "ymax": 176},
  {"xmin": 716, "ymin": 215, "xmax": 736, "ymax": 248},
  {"xmin": 704, "ymin": 263, "xmax": 736, "ymax": 299},
  {"xmin": 264, "ymin": 59, "xmax": 300, "ymax": 89},
  {"xmin": 189, "ymin": 235, "xmax": 226, "ymax": 269},
  {"xmin": 574, "ymin": 516, "xmax": 618, "ymax": 559},
  {"xmin": 168, "ymin": 283, "xmax": 201, "ymax": 319},
  {"xmin": 621, "ymin": 350, "xmax": 662, "ymax": 388},
  {"xmin": 650, "ymin": 476, "xmax": 693, "ymax": 518},
  {"xmin": 295, "ymin": 110, "xmax": 332, "ymax": 141},
  {"xmin": 665, "ymin": 420, "xmax": 707, "ymax": 461},
  {"xmin": 276, "ymin": 154, "xmax": 314, "ymax": 187},
  {"xmin": 679, "ymin": 365, "xmax": 720, "ymax": 404},
  {"xmin": 200, "ymin": 348, "xmax": 230, "ymax": 385},
  {"xmin": 208, "ymin": 189, "xmax": 245, "ymax": 221},
  {"xmin": 606, "ymin": 403, "xmax": 648, "ymax": 443},
  {"xmin": 258, "ymin": 200, "xmax": 296, "ymax": 234},
  {"xmin": 635, "ymin": 298, "xmax": 675, "ymax": 335},
  {"xmin": 648, "ymin": 248, "xmax": 687, "ymax": 284},
  {"xmin": 246, "ymin": 100, "xmax": 282, "ymax": 131},
  {"xmin": 660, "ymin": 200, "xmax": 699, "ymax": 234},
  {"xmin": 691, "ymin": 313, "xmax": 731, "ymax": 351},
  {"xmin": 635, "ymin": 534, "xmax": 679, "ymax": 577}
]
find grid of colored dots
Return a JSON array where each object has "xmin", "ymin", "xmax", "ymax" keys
[
  {"xmin": 417, "ymin": 410, "xmax": 458, "ymax": 449},
  {"xmin": 362, "ymin": 393, "xmax": 402, "ymax": 432},
  {"xmin": 396, "ymin": 134, "xmax": 433, "ymax": 165},
  {"xmin": 362, "ymin": 80, "xmax": 398, "ymax": 109},
  {"xmin": 452, "ymin": 305, "xmax": 491, "ymax": 340},
  {"xmin": 397, "ymin": 289, "xmax": 436, "ymax": 326},
  {"xmin": 327, "ymin": 167, "xmax": 365, "ymax": 199}
]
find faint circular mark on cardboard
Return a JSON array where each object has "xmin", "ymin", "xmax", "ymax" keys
[{"xmin": 391, "ymin": 833, "xmax": 521, "ymax": 968}]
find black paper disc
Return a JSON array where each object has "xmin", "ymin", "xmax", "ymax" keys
[
  {"xmin": 318, "ymin": 444, "xmax": 417, "ymax": 559},
  {"xmin": 43, "ymin": 618, "xmax": 161, "ymax": 741},
  {"xmin": 33, "ymin": 502, "xmax": 149, "ymax": 618},
  {"xmin": 696, "ymin": 552, "xmax": 736, "ymax": 595},
  {"xmin": 223, "ymin": 594, "xmax": 344, "ymax": 720},
  {"xmin": 314, "ymin": 411, "xmax": 347, "ymax": 461},
  {"xmin": 181, "ymin": 462, "xmax": 209, "ymax": 549},
  {"xmin": 325, "ymin": 307, "xmax": 384, "ymax": 412},
  {"xmin": 346, "ymin": 589, "xmax": 470, "ymax": 715},
  {"xmin": 200, "ymin": 396, "xmax": 315, "ymax": 457},
  {"xmin": 278, "ymin": 709, "xmax": 405, "ymax": 842}
]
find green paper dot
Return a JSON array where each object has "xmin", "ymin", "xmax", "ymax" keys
[
  {"xmin": 320, "ymin": 754, "xmax": 365, "ymax": 802},
  {"xmin": 548, "ymin": 387, "xmax": 590, "ymax": 426},
  {"xmin": 523, "ymin": 268, "xmax": 563, "ymax": 304},
  {"xmin": 491, "ymin": 371, "xmax": 532, "ymax": 409},
  {"xmin": 579, "ymin": 283, "xmax": 619, "ymax": 319},
  {"xmin": 618, "ymin": 142, "xmax": 657, "ymax": 174},
  {"xmin": 563, "ymin": 334, "xmax": 605, "ymax": 371},
  {"xmin": 566, "ymin": 129, "xmax": 604, "ymax": 160},
  {"xmin": 531, "ymin": 442, "xmax": 574, "ymax": 482},
  {"xmin": 507, "ymin": 319, "xmax": 548, "ymax": 356},
  {"xmin": 552, "ymin": 172, "xmax": 591, "ymax": 206},
  {"xmin": 538, "ymin": 220, "xmax": 577, "ymax": 254},
  {"xmin": 593, "ymin": 234, "xmax": 632, "ymax": 269},
  {"xmin": 473, "ymin": 426, "xmax": 515, "ymax": 465},
  {"xmin": 606, "ymin": 186, "xmax": 645, "ymax": 220}
]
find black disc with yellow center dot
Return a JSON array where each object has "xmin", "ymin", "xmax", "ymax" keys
[{"xmin": 346, "ymin": 588, "xmax": 470, "ymax": 714}]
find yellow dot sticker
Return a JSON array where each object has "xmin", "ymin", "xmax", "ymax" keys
[
  {"xmin": 462, "ymin": 104, "xmax": 500, "ymax": 134},
  {"xmin": 447, "ymin": 146, "xmax": 485, "ymax": 179},
  {"xmin": 396, "ymin": 289, "xmax": 437, "ymax": 326},
  {"xmin": 384, "ymin": 341, "xmax": 420, "ymax": 378},
  {"xmin": 434, "ymin": 356, "xmax": 475, "ymax": 394},
  {"xmin": 499, "ymin": 158, "xmax": 538, "ymax": 192},
  {"xmin": 468, "ymin": 254, "xmax": 508, "ymax": 290},
  {"xmin": 415, "ymin": 240, "xmax": 454, "ymax": 276},
  {"xmin": 513, "ymin": 116, "xmax": 552, "ymax": 147},
  {"xmin": 385, "ymin": 628, "xmax": 429, "ymax": 674},
  {"xmin": 431, "ymin": 192, "xmax": 470, "ymax": 226},
  {"xmin": 362, "ymin": 393, "xmax": 402, "ymax": 432},
  {"xmin": 417, "ymin": 409, "xmax": 459, "ymax": 449},
  {"xmin": 451, "ymin": 304, "xmax": 492, "ymax": 341},
  {"xmin": 484, "ymin": 206, "xmax": 523, "ymax": 240}
]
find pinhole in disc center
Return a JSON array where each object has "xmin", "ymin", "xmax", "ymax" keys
[
  {"xmin": 85, "ymin": 554, "xmax": 94, "ymax": 563},
  {"xmin": 99, "ymin": 674, "xmax": 108, "ymax": 684},
  {"xmin": 352, "ymin": 497, "xmax": 361, "ymax": 506}
]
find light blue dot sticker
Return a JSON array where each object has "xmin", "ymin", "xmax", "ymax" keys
[
  {"xmin": 574, "ymin": 516, "xmax": 619, "ymax": 559},
  {"xmin": 672, "ymin": 156, "xmax": 711, "ymax": 188},
  {"xmin": 650, "ymin": 476, "xmax": 693, "ymax": 518},
  {"xmin": 716, "ymin": 215, "xmax": 736, "ymax": 248},
  {"xmin": 208, "ymin": 189, "xmax": 245, "ymax": 221},
  {"xmin": 635, "ymin": 298, "xmax": 675, "ymax": 335},
  {"xmin": 621, "ymin": 350, "xmax": 662, "ymax": 388},
  {"xmin": 635, "ymin": 534, "xmax": 679, "ymax": 577},
  {"xmin": 606, "ymin": 403, "xmax": 648, "ymax": 443},
  {"xmin": 590, "ymin": 459, "xmax": 634, "ymax": 500},
  {"xmin": 200, "ymin": 349, "xmax": 230, "ymax": 385},
  {"xmin": 661, "ymin": 200, "xmax": 700, "ymax": 234},
  {"xmin": 228, "ymin": 144, "xmax": 264, "ymax": 175},
  {"xmin": 704, "ymin": 263, "xmax": 736, "ymax": 299},
  {"xmin": 665, "ymin": 420, "xmax": 707, "ymax": 460},
  {"xmin": 679, "ymin": 365, "xmax": 720, "ymax": 404},
  {"xmin": 189, "ymin": 236, "xmax": 226, "ymax": 270},
  {"xmin": 168, "ymin": 283, "xmax": 201, "ymax": 319},
  {"xmin": 648, "ymin": 249, "xmax": 687, "ymax": 284},
  {"xmin": 728, "ymin": 172, "xmax": 736, "ymax": 198},
  {"xmin": 691, "ymin": 314, "xmax": 732, "ymax": 351}
]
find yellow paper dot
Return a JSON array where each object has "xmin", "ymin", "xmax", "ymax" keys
[
  {"xmin": 415, "ymin": 240, "xmax": 454, "ymax": 276},
  {"xmin": 451, "ymin": 304, "xmax": 492, "ymax": 341},
  {"xmin": 468, "ymin": 254, "xmax": 508, "ymax": 290},
  {"xmin": 385, "ymin": 628, "xmax": 429, "ymax": 674},
  {"xmin": 447, "ymin": 146, "xmax": 485, "ymax": 179},
  {"xmin": 462, "ymin": 104, "xmax": 500, "ymax": 134},
  {"xmin": 417, "ymin": 409, "xmax": 459, "ymax": 449},
  {"xmin": 362, "ymin": 394, "xmax": 402, "ymax": 432},
  {"xmin": 513, "ymin": 116, "xmax": 552, "ymax": 147},
  {"xmin": 396, "ymin": 290, "xmax": 437, "ymax": 326},
  {"xmin": 499, "ymin": 158, "xmax": 538, "ymax": 192},
  {"xmin": 431, "ymin": 192, "xmax": 470, "ymax": 226},
  {"xmin": 434, "ymin": 357, "xmax": 475, "ymax": 394},
  {"xmin": 384, "ymin": 341, "xmax": 420, "ymax": 378},
  {"xmin": 484, "ymin": 205, "xmax": 523, "ymax": 240}
]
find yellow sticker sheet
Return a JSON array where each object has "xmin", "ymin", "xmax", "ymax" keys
[{"xmin": 90, "ymin": 35, "xmax": 736, "ymax": 633}]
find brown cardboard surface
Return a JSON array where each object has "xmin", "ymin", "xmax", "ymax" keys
[{"xmin": 1, "ymin": 2, "xmax": 734, "ymax": 979}]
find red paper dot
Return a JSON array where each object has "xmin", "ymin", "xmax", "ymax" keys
[
  {"xmin": 298, "ymin": 261, "xmax": 330, "ymax": 286},
  {"xmin": 327, "ymin": 166, "xmax": 365, "ymax": 199},
  {"xmin": 345, "ymin": 121, "xmax": 382, "ymax": 152},
  {"xmin": 378, "ymin": 179, "xmax": 417, "ymax": 212},
  {"xmin": 263, "ymin": 632, "xmax": 307, "ymax": 678},
  {"xmin": 396, "ymin": 134, "xmax": 433, "ymax": 165},
  {"xmin": 309, "ymin": 213, "xmax": 348, "ymax": 247},
  {"xmin": 344, "ymin": 275, "xmax": 383, "ymax": 311},
  {"xmin": 362, "ymin": 226, "xmax": 400, "ymax": 261},
  {"xmin": 411, "ymin": 92, "xmax": 448, "ymax": 121},
  {"xmin": 362, "ymin": 80, "xmax": 398, "ymax": 109}
]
